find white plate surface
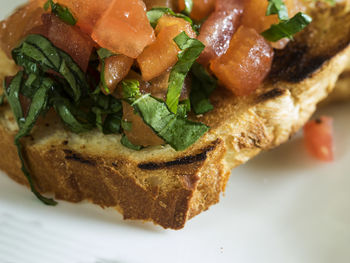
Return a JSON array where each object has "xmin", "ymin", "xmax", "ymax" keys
[{"xmin": 0, "ymin": 1, "xmax": 350, "ymax": 263}]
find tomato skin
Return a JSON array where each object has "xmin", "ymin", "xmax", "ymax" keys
[
  {"xmin": 91, "ymin": 0, "xmax": 155, "ymax": 59},
  {"xmin": 304, "ymin": 116, "xmax": 334, "ymax": 162},
  {"xmin": 210, "ymin": 26, "xmax": 274, "ymax": 96},
  {"xmin": 197, "ymin": 0, "xmax": 244, "ymax": 66}
]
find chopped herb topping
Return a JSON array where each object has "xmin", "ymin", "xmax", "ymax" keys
[
  {"xmin": 190, "ymin": 62, "xmax": 217, "ymax": 115},
  {"xmin": 262, "ymin": 12, "xmax": 312, "ymax": 42},
  {"xmin": 5, "ymin": 35, "xmax": 124, "ymax": 205},
  {"xmin": 166, "ymin": 32, "xmax": 205, "ymax": 114},
  {"xmin": 122, "ymin": 80, "xmax": 209, "ymax": 151},
  {"xmin": 12, "ymin": 34, "xmax": 87, "ymax": 102},
  {"xmin": 44, "ymin": 0, "xmax": 77, "ymax": 25},
  {"xmin": 262, "ymin": 0, "xmax": 312, "ymax": 42},
  {"xmin": 266, "ymin": 0, "xmax": 289, "ymax": 20},
  {"xmin": 121, "ymin": 135, "xmax": 143, "ymax": 151}
]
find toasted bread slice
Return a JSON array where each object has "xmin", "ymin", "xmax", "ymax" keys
[{"xmin": 1, "ymin": 3, "xmax": 350, "ymax": 229}]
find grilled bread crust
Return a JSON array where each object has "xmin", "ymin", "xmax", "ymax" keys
[{"xmin": 1, "ymin": 3, "xmax": 350, "ymax": 229}]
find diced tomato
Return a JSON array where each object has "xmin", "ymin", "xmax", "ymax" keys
[
  {"xmin": 210, "ymin": 26, "xmax": 274, "ymax": 96},
  {"xmin": 241, "ymin": 0, "xmax": 278, "ymax": 34},
  {"xmin": 91, "ymin": 0, "xmax": 155, "ymax": 59},
  {"xmin": 32, "ymin": 14, "xmax": 94, "ymax": 72},
  {"xmin": 0, "ymin": 1, "xmax": 45, "ymax": 57},
  {"xmin": 137, "ymin": 15, "xmax": 196, "ymax": 81},
  {"xmin": 56, "ymin": 0, "xmax": 110, "ymax": 34},
  {"xmin": 197, "ymin": 0, "xmax": 244, "ymax": 66},
  {"xmin": 304, "ymin": 116, "xmax": 334, "ymax": 162},
  {"xmin": 178, "ymin": 0, "xmax": 216, "ymax": 21},
  {"xmin": 103, "ymin": 55, "xmax": 134, "ymax": 94}
]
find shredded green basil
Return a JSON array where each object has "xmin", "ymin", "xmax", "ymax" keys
[
  {"xmin": 190, "ymin": 62, "xmax": 217, "ymax": 115},
  {"xmin": 262, "ymin": 0, "xmax": 312, "ymax": 42},
  {"xmin": 121, "ymin": 120, "xmax": 132, "ymax": 132},
  {"xmin": 44, "ymin": 0, "xmax": 77, "ymax": 25},
  {"xmin": 166, "ymin": 32, "xmax": 205, "ymax": 114},
  {"xmin": 120, "ymin": 135, "xmax": 143, "ymax": 151},
  {"xmin": 97, "ymin": 48, "xmax": 116, "ymax": 94},
  {"xmin": 4, "ymin": 35, "xmax": 124, "ymax": 205},
  {"xmin": 12, "ymin": 34, "xmax": 87, "ymax": 102},
  {"xmin": 122, "ymin": 80, "xmax": 209, "ymax": 151},
  {"xmin": 4, "ymin": 72, "xmax": 57, "ymax": 205},
  {"xmin": 266, "ymin": 0, "xmax": 289, "ymax": 20},
  {"xmin": 262, "ymin": 12, "xmax": 312, "ymax": 42}
]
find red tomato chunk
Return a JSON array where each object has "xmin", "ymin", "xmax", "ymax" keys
[
  {"xmin": 303, "ymin": 116, "xmax": 334, "ymax": 162},
  {"xmin": 210, "ymin": 26, "xmax": 274, "ymax": 96},
  {"xmin": 91, "ymin": 0, "xmax": 155, "ymax": 58}
]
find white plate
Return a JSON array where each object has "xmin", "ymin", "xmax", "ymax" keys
[{"xmin": 1, "ymin": 2, "xmax": 350, "ymax": 263}]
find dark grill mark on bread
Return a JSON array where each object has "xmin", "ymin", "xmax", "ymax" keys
[
  {"xmin": 270, "ymin": 5, "xmax": 350, "ymax": 84},
  {"xmin": 138, "ymin": 141, "xmax": 219, "ymax": 170},
  {"xmin": 63, "ymin": 149, "xmax": 95, "ymax": 166},
  {"xmin": 257, "ymin": 88, "xmax": 285, "ymax": 102},
  {"xmin": 269, "ymin": 44, "xmax": 330, "ymax": 83}
]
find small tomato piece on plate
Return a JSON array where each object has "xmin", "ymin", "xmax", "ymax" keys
[
  {"xmin": 178, "ymin": 0, "xmax": 216, "ymax": 21},
  {"xmin": 210, "ymin": 26, "xmax": 274, "ymax": 96},
  {"xmin": 304, "ymin": 116, "xmax": 334, "ymax": 162},
  {"xmin": 91, "ymin": 0, "xmax": 155, "ymax": 59},
  {"xmin": 137, "ymin": 15, "xmax": 196, "ymax": 81}
]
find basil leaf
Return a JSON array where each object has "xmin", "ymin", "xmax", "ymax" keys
[
  {"xmin": 15, "ymin": 138, "xmax": 57, "ymax": 206},
  {"xmin": 121, "ymin": 120, "xmax": 132, "ymax": 132},
  {"xmin": 266, "ymin": 0, "xmax": 289, "ymax": 20},
  {"xmin": 13, "ymin": 77, "xmax": 57, "ymax": 206},
  {"xmin": 97, "ymin": 48, "xmax": 116, "ymax": 94},
  {"xmin": 147, "ymin": 7, "xmax": 194, "ymax": 28},
  {"xmin": 4, "ymin": 71, "xmax": 24, "ymax": 126},
  {"xmin": 122, "ymin": 81, "xmax": 209, "ymax": 151},
  {"xmin": 121, "ymin": 135, "xmax": 143, "ymax": 151},
  {"xmin": 103, "ymin": 113, "xmax": 122, "ymax": 134},
  {"xmin": 262, "ymin": 12, "xmax": 312, "ymax": 42},
  {"xmin": 166, "ymin": 32, "xmax": 205, "ymax": 114},
  {"xmin": 44, "ymin": 0, "xmax": 77, "ymax": 25},
  {"xmin": 133, "ymin": 95, "xmax": 209, "ymax": 151},
  {"xmin": 182, "ymin": 0, "xmax": 193, "ymax": 16},
  {"xmin": 15, "ymin": 80, "xmax": 52, "ymax": 139},
  {"xmin": 12, "ymin": 34, "xmax": 87, "ymax": 102},
  {"xmin": 97, "ymin": 48, "xmax": 115, "ymax": 60},
  {"xmin": 190, "ymin": 62, "xmax": 217, "ymax": 115},
  {"xmin": 52, "ymin": 94, "xmax": 93, "ymax": 133}
]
